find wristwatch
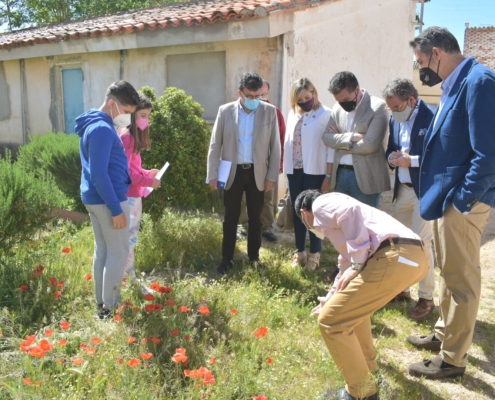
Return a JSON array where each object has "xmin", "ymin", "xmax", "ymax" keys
[{"xmin": 351, "ymin": 262, "xmax": 365, "ymax": 272}]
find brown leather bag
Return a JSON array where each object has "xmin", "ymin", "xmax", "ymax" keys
[{"xmin": 276, "ymin": 190, "xmax": 294, "ymax": 232}]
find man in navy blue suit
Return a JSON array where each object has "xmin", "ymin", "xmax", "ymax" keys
[
  {"xmin": 383, "ymin": 78, "xmax": 436, "ymax": 321},
  {"xmin": 406, "ymin": 27, "xmax": 495, "ymax": 380}
]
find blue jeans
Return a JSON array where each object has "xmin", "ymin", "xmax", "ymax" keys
[
  {"xmin": 334, "ymin": 167, "xmax": 381, "ymax": 208},
  {"xmin": 287, "ymin": 169, "xmax": 325, "ymax": 253}
]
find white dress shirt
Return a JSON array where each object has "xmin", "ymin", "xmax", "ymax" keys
[
  {"xmin": 237, "ymin": 101, "xmax": 255, "ymax": 164},
  {"xmin": 340, "ymin": 89, "xmax": 366, "ymax": 165},
  {"xmin": 394, "ymin": 100, "xmax": 421, "ymax": 183}
]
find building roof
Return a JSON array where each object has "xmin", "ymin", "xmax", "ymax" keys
[
  {"xmin": 0, "ymin": 0, "xmax": 324, "ymax": 50},
  {"xmin": 464, "ymin": 26, "xmax": 495, "ymax": 71}
]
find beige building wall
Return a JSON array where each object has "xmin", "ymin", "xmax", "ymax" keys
[
  {"xmin": 280, "ymin": 0, "xmax": 417, "ymax": 114},
  {"xmin": 0, "ymin": 60, "xmax": 22, "ymax": 145}
]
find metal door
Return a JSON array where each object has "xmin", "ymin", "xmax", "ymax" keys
[{"xmin": 62, "ymin": 68, "xmax": 84, "ymax": 134}]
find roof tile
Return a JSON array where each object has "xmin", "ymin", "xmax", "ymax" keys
[{"xmin": 0, "ymin": 0, "xmax": 327, "ymax": 50}]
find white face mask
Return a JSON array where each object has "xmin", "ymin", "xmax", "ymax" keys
[
  {"xmin": 111, "ymin": 101, "xmax": 131, "ymax": 128},
  {"xmin": 392, "ymin": 102, "xmax": 413, "ymax": 124},
  {"xmin": 301, "ymin": 212, "xmax": 326, "ymax": 240}
]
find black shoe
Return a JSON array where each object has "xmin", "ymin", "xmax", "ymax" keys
[
  {"xmin": 262, "ymin": 230, "xmax": 278, "ymax": 242},
  {"xmin": 97, "ymin": 308, "xmax": 113, "ymax": 320},
  {"xmin": 95, "ymin": 303, "xmax": 103, "ymax": 311},
  {"xmin": 217, "ymin": 260, "xmax": 233, "ymax": 275},
  {"xmin": 334, "ymin": 387, "xmax": 377, "ymax": 400}
]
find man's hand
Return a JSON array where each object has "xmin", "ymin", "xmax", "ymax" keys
[
  {"xmin": 112, "ymin": 213, "xmax": 127, "ymax": 229},
  {"xmin": 151, "ymin": 178, "xmax": 161, "ymax": 189},
  {"xmin": 390, "ymin": 152, "xmax": 412, "ymax": 168},
  {"xmin": 148, "ymin": 169, "xmax": 160, "ymax": 178},
  {"xmin": 335, "ymin": 268, "xmax": 360, "ymax": 291},
  {"xmin": 209, "ymin": 178, "xmax": 218, "ymax": 190},
  {"xmin": 264, "ymin": 180, "xmax": 275, "ymax": 192},
  {"xmin": 310, "ymin": 296, "xmax": 328, "ymax": 317},
  {"xmin": 321, "ymin": 177, "xmax": 332, "ymax": 193}
]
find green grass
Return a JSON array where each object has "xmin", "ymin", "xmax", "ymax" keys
[{"xmin": 0, "ymin": 210, "xmax": 494, "ymax": 399}]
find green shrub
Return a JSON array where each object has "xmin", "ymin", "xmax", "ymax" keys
[
  {"xmin": 0, "ymin": 151, "xmax": 66, "ymax": 254},
  {"xmin": 140, "ymin": 86, "xmax": 211, "ymax": 221},
  {"xmin": 16, "ymin": 132, "xmax": 84, "ymax": 212}
]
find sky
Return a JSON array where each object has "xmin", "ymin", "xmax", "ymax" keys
[{"xmin": 419, "ymin": 0, "xmax": 495, "ymax": 51}]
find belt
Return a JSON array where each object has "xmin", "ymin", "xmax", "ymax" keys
[
  {"xmin": 401, "ymin": 182, "xmax": 413, "ymax": 188},
  {"xmin": 338, "ymin": 164, "xmax": 354, "ymax": 171},
  {"xmin": 237, "ymin": 163, "xmax": 253, "ymax": 169},
  {"xmin": 375, "ymin": 237, "xmax": 423, "ymax": 254}
]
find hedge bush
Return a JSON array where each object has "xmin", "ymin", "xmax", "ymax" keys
[
  {"xmin": 16, "ymin": 132, "xmax": 84, "ymax": 212},
  {"xmin": 0, "ymin": 151, "xmax": 66, "ymax": 254},
  {"xmin": 140, "ymin": 86, "xmax": 211, "ymax": 221}
]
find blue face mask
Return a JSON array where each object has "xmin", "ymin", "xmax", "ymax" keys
[{"xmin": 243, "ymin": 97, "xmax": 260, "ymax": 111}]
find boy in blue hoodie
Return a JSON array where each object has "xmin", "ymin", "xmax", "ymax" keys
[{"xmin": 75, "ymin": 81, "xmax": 141, "ymax": 318}]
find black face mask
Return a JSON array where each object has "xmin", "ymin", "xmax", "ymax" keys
[
  {"xmin": 339, "ymin": 90, "xmax": 358, "ymax": 112},
  {"xmin": 419, "ymin": 53, "xmax": 443, "ymax": 87}
]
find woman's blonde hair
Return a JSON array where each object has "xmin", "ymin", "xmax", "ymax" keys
[{"xmin": 289, "ymin": 78, "xmax": 321, "ymax": 112}]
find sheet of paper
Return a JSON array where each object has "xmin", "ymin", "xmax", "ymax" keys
[
  {"xmin": 143, "ymin": 162, "xmax": 169, "ymax": 198},
  {"xmin": 397, "ymin": 256, "xmax": 419, "ymax": 267},
  {"xmin": 205, "ymin": 160, "xmax": 232, "ymax": 189}
]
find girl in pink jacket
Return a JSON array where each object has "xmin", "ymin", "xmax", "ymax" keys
[{"xmin": 119, "ymin": 94, "xmax": 161, "ymax": 284}]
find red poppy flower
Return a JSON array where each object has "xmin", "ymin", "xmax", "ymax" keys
[
  {"xmin": 132, "ymin": 307, "xmax": 140, "ymax": 313},
  {"xmin": 143, "ymin": 294, "xmax": 155, "ymax": 301},
  {"xmin": 31, "ymin": 265, "xmax": 44, "ymax": 279},
  {"xmin": 230, "ymin": 309, "xmax": 238, "ymax": 315},
  {"xmin": 127, "ymin": 337, "xmax": 136, "ymax": 344},
  {"xmin": 85, "ymin": 274, "xmax": 92, "ymax": 281},
  {"xmin": 85, "ymin": 347, "xmax": 96, "ymax": 356},
  {"xmin": 209, "ymin": 357, "xmax": 216, "ymax": 365},
  {"xmin": 141, "ymin": 338, "xmax": 148, "ymax": 344},
  {"xmin": 60, "ymin": 321, "xmax": 70, "ymax": 330},
  {"xmin": 144, "ymin": 304, "xmax": 155, "ymax": 313},
  {"xmin": 198, "ymin": 306, "xmax": 210, "ymax": 315},
  {"xmin": 80, "ymin": 342, "xmax": 87, "ymax": 349},
  {"xmin": 184, "ymin": 369, "xmax": 191, "ymax": 377},
  {"xmin": 20, "ymin": 285, "xmax": 29, "ymax": 292},
  {"xmin": 172, "ymin": 353, "xmax": 188, "ymax": 363},
  {"xmin": 184, "ymin": 335, "xmax": 191, "ymax": 341},
  {"xmin": 62, "ymin": 248, "xmax": 71, "ymax": 254},
  {"xmin": 150, "ymin": 283, "xmax": 160, "ymax": 290},
  {"xmin": 48, "ymin": 277, "xmax": 57, "ymax": 286},
  {"xmin": 179, "ymin": 306, "xmax": 191, "ymax": 313},
  {"xmin": 128, "ymin": 358, "xmax": 141, "ymax": 367},
  {"xmin": 0, "ymin": 332, "xmax": 3, "ymax": 337},
  {"xmin": 253, "ymin": 396, "xmax": 268, "ymax": 400},
  {"xmin": 158, "ymin": 286, "xmax": 172, "ymax": 294},
  {"xmin": 44, "ymin": 329, "xmax": 53, "ymax": 337},
  {"xmin": 23, "ymin": 377, "xmax": 33, "ymax": 385},
  {"xmin": 166, "ymin": 299, "xmax": 176, "ymax": 307},
  {"xmin": 71, "ymin": 357, "xmax": 84, "ymax": 365},
  {"xmin": 58, "ymin": 339, "xmax": 68, "ymax": 347},
  {"xmin": 114, "ymin": 315, "xmax": 122, "ymax": 322},
  {"xmin": 57, "ymin": 282, "xmax": 63, "ymax": 288},
  {"xmin": 170, "ymin": 329, "xmax": 179, "ymax": 336},
  {"xmin": 140, "ymin": 353, "xmax": 153, "ymax": 360},
  {"xmin": 151, "ymin": 337, "xmax": 161, "ymax": 344},
  {"xmin": 266, "ymin": 358, "xmax": 273, "ymax": 365},
  {"xmin": 54, "ymin": 291, "xmax": 62, "ymax": 299},
  {"xmin": 39, "ymin": 339, "xmax": 53, "ymax": 351},
  {"xmin": 203, "ymin": 371, "xmax": 216, "ymax": 385},
  {"xmin": 91, "ymin": 337, "xmax": 101, "ymax": 345},
  {"xmin": 153, "ymin": 303, "xmax": 163, "ymax": 312},
  {"xmin": 28, "ymin": 346, "xmax": 46, "ymax": 358},
  {"xmin": 253, "ymin": 327, "xmax": 268, "ymax": 338},
  {"xmin": 117, "ymin": 358, "xmax": 123, "ymax": 364}
]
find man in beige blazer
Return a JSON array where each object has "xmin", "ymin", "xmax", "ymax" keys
[
  {"xmin": 207, "ymin": 72, "xmax": 280, "ymax": 274},
  {"xmin": 323, "ymin": 71, "xmax": 390, "ymax": 207}
]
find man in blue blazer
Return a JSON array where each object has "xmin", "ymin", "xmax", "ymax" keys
[
  {"xmin": 406, "ymin": 27, "xmax": 495, "ymax": 380},
  {"xmin": 383, "ymin": 78, "xmax": 436, "ymax": 321}
]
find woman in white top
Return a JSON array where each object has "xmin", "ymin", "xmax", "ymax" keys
[{"xmin": 284, "ymin": 78, "xmax": 335, "ymax": 270}]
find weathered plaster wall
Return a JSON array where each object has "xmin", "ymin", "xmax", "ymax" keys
[
  {"xmin": 0, "ymin": 60, "xmax": 22, "ymax": 149},
  {"xmin": 279, "ymin": 0, "xmax": 416, "ymax": 115},
  {"xmin": 24, "ymin": 57, "xmax": 52, "ymax": 134}
]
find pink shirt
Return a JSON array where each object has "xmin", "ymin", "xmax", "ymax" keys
[
  {"xmin": 312, "ymin": 192, "xmax": 419, "ymax": 270},
  {"xmin": 120, "ymin": 132, "xmax": 154, "ymax": 198}
]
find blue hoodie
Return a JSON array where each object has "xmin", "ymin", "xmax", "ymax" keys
[{"xmin": 76, "ymin": 110, "xmax": 131, "ymax": 216}]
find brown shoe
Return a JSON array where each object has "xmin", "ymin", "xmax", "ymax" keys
[
  {"xmin": 391, "ymin": 291, "xmax": 412, "ymax": 303},
  {"xmin": 405, "ymin": 333, "xmax": 442, "ymax": 351},
  {"xmin": 410, "ymin": 298, "xmax": 435, "ymax": 321},
  {"xmin": 407, "ymin": 355, "xmax": 465, "ymax": 379}
]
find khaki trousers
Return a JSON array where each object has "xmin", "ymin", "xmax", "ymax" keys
[
  {"xmin": 318, "ymin": 241, "xmax": 428, "ymax": 398},
  {"xmin": 395, "ymin": 183, "xmax": 436, "ymax": 299},
  {"xmin": 433, "ymin": 203, "xmax": 490, "ymax": 367},
  {"xmin": 239, "ymin": 179, "xmax": 278, "ymax": 231}
]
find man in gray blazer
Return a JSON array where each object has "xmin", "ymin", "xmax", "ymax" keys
[
  {"xmin": 207, "ymin": 72, "xmax": 281, "ymax": 274},
  {"xmin": 323, "ymin": 71, "xmax": 390, "ymax": 207}
]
